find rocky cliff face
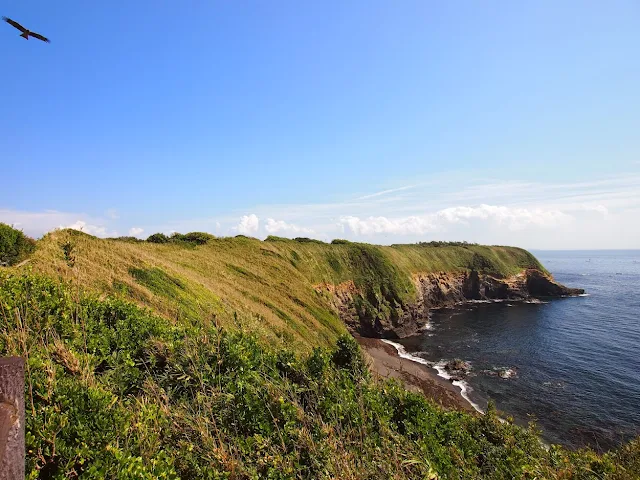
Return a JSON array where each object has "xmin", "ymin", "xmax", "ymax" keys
[{"xmin": 316, "ymin": 269, "xmax": 584, "ymax": 339}]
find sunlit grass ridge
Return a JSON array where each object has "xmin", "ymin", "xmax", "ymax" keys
[{"xmin": 22, "ymin": 230, "xmax": 545, "ymax": 350}]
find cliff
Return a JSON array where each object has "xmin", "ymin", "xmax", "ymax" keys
[
  {"xmin": 15, "ymin": 230, "xmax": 582, "ymax": 348},
  {"xmin": 316, "ymin": 268, "xmax": 584, "ymax": 338}
]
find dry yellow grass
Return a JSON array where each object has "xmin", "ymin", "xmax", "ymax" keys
[{"xmin": 15, "ymin": 230, "xmax": 546, "ymax": 351}]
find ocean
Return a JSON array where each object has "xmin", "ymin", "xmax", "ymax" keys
[{"xmin": 394, "ymin": 250, "xmax": 640, "ymax": 452}]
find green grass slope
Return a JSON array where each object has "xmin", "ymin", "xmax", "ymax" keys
[{"xmin": 18, "ymin": 230, "xmax": 546, "ymax": 351}]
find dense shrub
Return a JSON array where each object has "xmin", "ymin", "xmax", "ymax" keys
[
  {"xmin": 294, "ymin": 237, "xmax": 326, "ymax": 244},
  {"xmin": 164, "ymin": 231, "xmax": 215, "ymax": 246},
  {"xmin": 147, "ymin": 233, "xmax": 170, "ymax": 244},
  {"xmin": 146, "ymin": 231, "xmax": 215, "ymax": 246},
  {"xmin": 0, "ymin": 222, "xmax": 36, "ymax": 266},
  {"xmin": 331, "ymin": 239, "xmax": 351, "ymax": 245},
  {"xmin": 182, "ymin": 232, "xmax": 215, "ymax": 245},
  {"xmin": 109, "ymin": 236, "xmax": 144, "ymax": 243},
  {"xmin": 393, "ymin": 241, "xmax": 479, "ymax": 248}
]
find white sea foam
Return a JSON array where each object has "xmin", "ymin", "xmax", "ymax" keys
[
  {"xmin": 381, "ymin": 340, "xmax": 484, "ymax": 414},
  {"xmin": 452, "ymin": 380, "xmax": 484, "ymax": 414},
  {"xmin": 381, "ymin": 339, "xmax": 433, "ymax": 367}
]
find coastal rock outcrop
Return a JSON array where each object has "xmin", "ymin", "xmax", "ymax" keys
[{"xmin": 316, "ymin": 269, "xmax": 584, "ymax": 339}]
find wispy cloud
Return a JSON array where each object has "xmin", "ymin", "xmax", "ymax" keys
[
  {"xmin": 357, "ymin": 185, "xmax": 417, "ymax": 200},
  {"xmin": 2, "ymin": 173, "xmax": 639, "ymax": 249}
]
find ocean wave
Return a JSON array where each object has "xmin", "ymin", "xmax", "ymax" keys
[
  {"xmin": 420, "ymin": 321, "xmax": 434, "ymax": 331},
  {"xmin": 381, "ymin": 340, "xmax": 484, "ymax": 413},
  {"xmin": 380, "ymin": 339, "xmax": 433, "ymax": 367},
  {"xmin": 433, "ymin": 361, "xmax": 484, "ymax": 413},
  {"xmin": 452, "ymin": 380, "xmax": 484, "ymax": 414}
]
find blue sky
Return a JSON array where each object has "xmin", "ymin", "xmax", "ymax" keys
[{"xmin": 1, "ymin": 1, "xmax": 639, "ymax": 248}]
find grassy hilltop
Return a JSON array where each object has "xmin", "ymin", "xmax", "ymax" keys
[
  {"xmin": 21, "ymin": 229, "xmax": 545, "ymax": 351},
  {"xmin": 1, "ymin": 228, "xmax": 638, "ymax": 479}
]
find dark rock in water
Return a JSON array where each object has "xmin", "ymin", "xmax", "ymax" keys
[
  {"xmin": 442, "ymin": 358, "xmax": 472, "ymax": 381},
  {"xmin": 445, "ymin": 358, "xmax": 471, "ymax": 373},
  {"xmin": 481, "ymin": 367, "xmax": 518, "ymax": 379},
  {"xmin": 498, "ymin": 368, "xmax": 517, "ymax": 379}
]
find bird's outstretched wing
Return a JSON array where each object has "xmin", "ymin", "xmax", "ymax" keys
[
  {"xmin": 29, "ymin": 31, "xmax": 50, "ymax": 43},
  {"xmin": 2, "ymin": 16, "xmax": 27, "ymax": 33}
]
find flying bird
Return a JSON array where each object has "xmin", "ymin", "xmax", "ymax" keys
[{"xmin": 2, "ymin": 16, "xmax": 50, "ymax": 43}]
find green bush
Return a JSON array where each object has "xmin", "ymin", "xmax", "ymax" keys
[
  {"xmin": 147, "ymin": 231, "xmax": 214, "ymax": 247},
  {"xmin": 293, "ymin": 237, "xmax": 326, "ymax": 244},
  {"xmin": 147, "ymin": 233, "xmax": 170, "ymax": 244},
  {"xmin": 0, "ymin": 222, "xmax": 36, "ymax": 266},
  {"xmin": 182, "ymin": 232, "xmax": 215, "ymax": 245},
  {"xmin": 109, "ymin": 236, "xmax": 144, "ymax": 243}
]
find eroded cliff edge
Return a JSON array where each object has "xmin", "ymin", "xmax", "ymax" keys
[{"xmin": 316, "ymin": 269, "xmax": 584, "ymax": 339}]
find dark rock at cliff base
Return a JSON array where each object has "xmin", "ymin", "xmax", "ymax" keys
[
  {"xmin": 318, "ymin": 269, "xmax": 584, "ymax": 339},
  {"xmin": 525, "ymin": 269, "xmax": 585, "ymax": 297}
]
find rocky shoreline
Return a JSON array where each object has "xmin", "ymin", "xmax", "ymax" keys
[
  {"xmin": 318, "ymin": 269, "xmax": 584, "ymax": 339},
  {"xmin": 323, "ymin": 268, "xmax": 584, "ymax": 412},
  {"xmin": 356, "ymin": 336, "xmax": 476, "ymax": 412}
]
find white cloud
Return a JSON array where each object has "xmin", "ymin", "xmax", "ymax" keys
[
  {"xmin": 340, "ymin": 215, "xmax": 437, "ymax": 236},
  {"xmin": 435, "ymin": 205, "xmax": 571, "ymax": 230},
  {"xmin": 265, "ymin": 218, "xmax": 314, "ymax": 236},
  {"xmin": 236, "ymin": 214, "xmax": 259, "ymax": 235},
  {"xmin": 340, "ymin": 205, "xmax": 571, "ymax": 236},
  {"xmin": 65, "ymin": 220, "xmax": 117, "ymax": 237},
  {"xmin": 129, "ymin": 227, "xmax": 144, "ymax": 237}
]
